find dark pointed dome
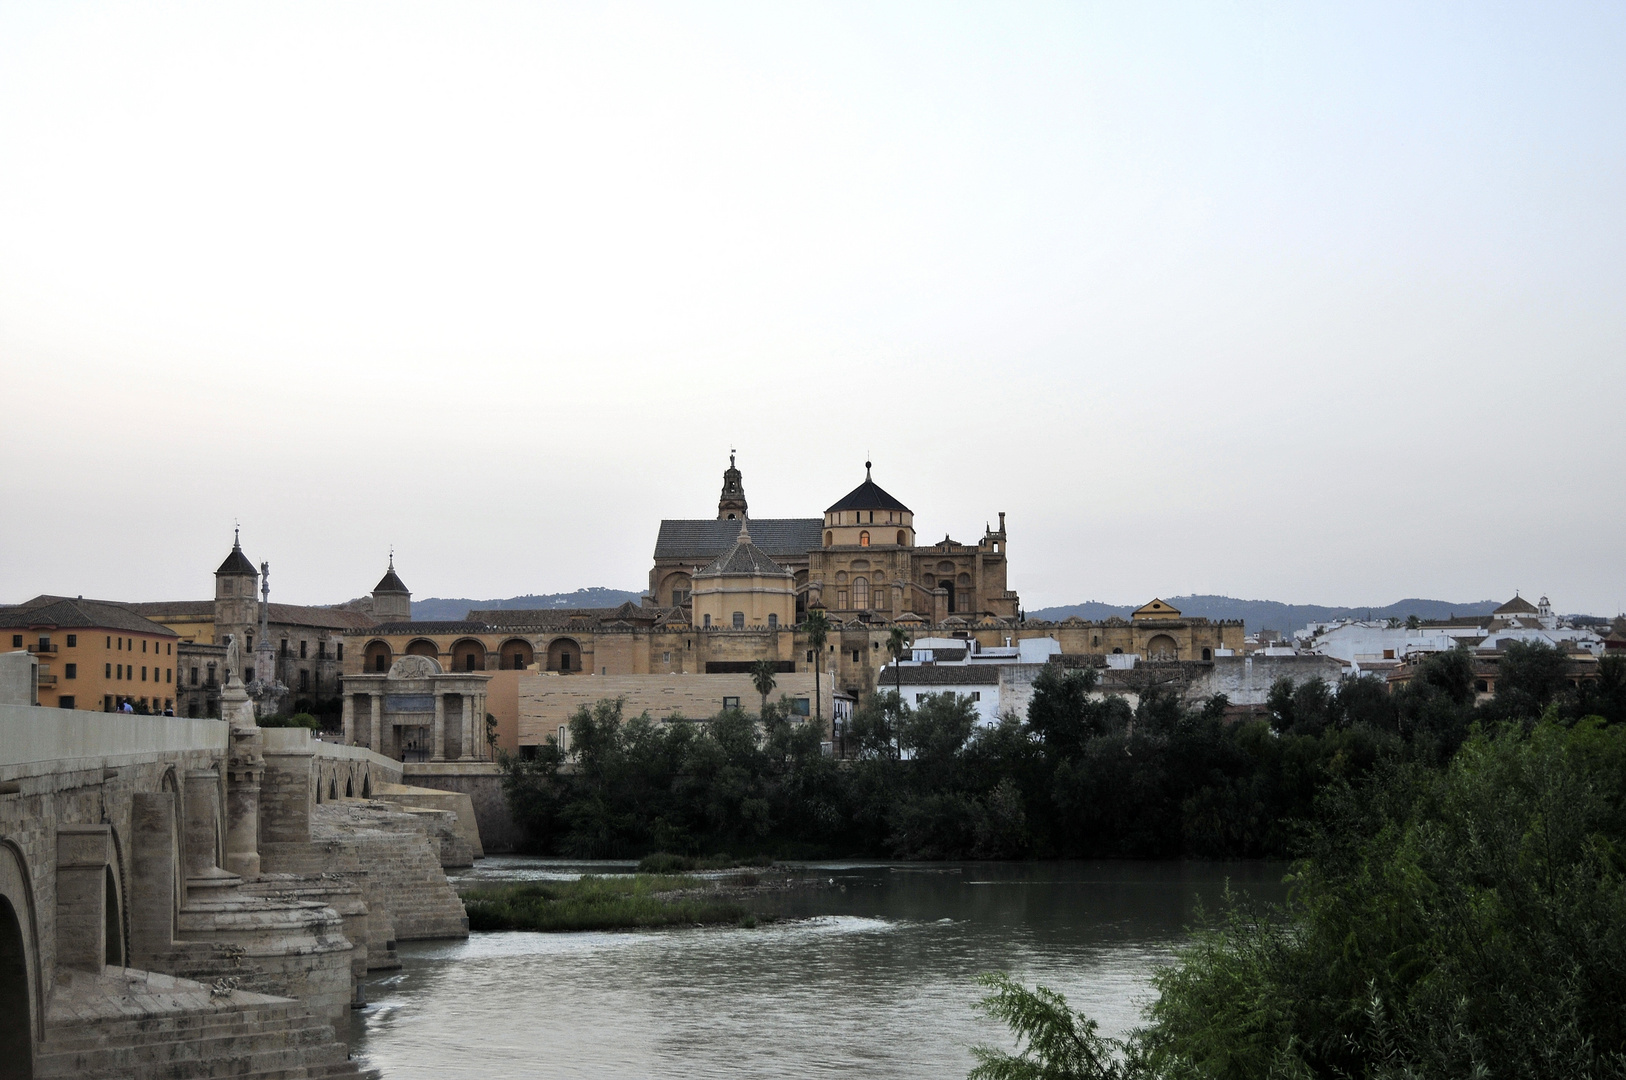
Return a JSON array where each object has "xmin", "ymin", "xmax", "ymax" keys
[
  {"xmin": 374, "ymin": 556, "xmax": 410, "ymax": 595},
  {"xmin": 826, "ymin": 462, "xmax": 910, "ymax": 514},
  {"xmin": 216, "ymin": 531, "xmax": 257, "ymax": 576},
  {"xmin": 695, "ymin": 521, "xmax": 790, "ymax": 578}
]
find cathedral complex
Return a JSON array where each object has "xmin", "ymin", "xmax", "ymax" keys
[
  {"xmin": 649, "ymin": 456, "xmax": 1019, "ymax": 624},
  {"xmin": 337, "ymin": 459, "xmax": 1244, "ymax": 730}
]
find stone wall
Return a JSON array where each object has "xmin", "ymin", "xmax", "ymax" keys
[{"xmin": 402, "ymin": 762, "xmax": 519, "ymax": 853}]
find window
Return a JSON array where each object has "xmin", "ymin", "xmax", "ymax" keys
[
  {"xmin": 116, "ymin": 638, "xmax": 122, "ymax": 650},
  {"xmin": 141, "ymin": 666, "xmax": 147, "ymax": 681},
  {"xmin": 142, "ymin": 640, "xmax": 147, "ymax": 653},
  {"xmin": 116, "ymin": 664, "xmax": 122, "ymax": 679},
  {"xmin": 318, "ymin": 641, "xmax": 327, "ymax": 659},
  {"xmin": 767, "ymin": 614, "xmax": 778, "ymax": 629},
  {"xmin": 968, "ymin": 691, "xmax": 981, "ymax": 702},
  {"xmin": 662, "ymin": 651, "xmax": 671, "ymax": 663},
  {"xmin": 299, "ymin": 670, "xmax": 309, "ymax": 690},
  {"xmin": 165, "ymin": 668, "xmax": 172, "ymax": 683},
  {"xmin": 105, "ymin": 636, "xmax": 111, "ymax": 649},
  {"xmin": 191, "ymin": 667, "xmax": 199, "ymax": 685},
  {"xmin": 1201, "ymin": 647, "xmax": 1211, "ymax": 661},
  {"xmin": 897, "ymin": 530, "xmax": 906, "ymax": 545},
  {"xmin": 703, "ymin": 614, "xmax": 712, "ymax": 628},
  {"xmin": 853, "ymin": 577, "xmax": 869, "ymax": 609},
  {"xmin": 10, "ymin": 635, "xmax": 19, "ymax": 648},
  {"xmin": 732, "ymin": 611, "xmax": 744, "ymax": 629},
  {"xmin": 58, "ymin": 697, "xmax": 75, "ymax": 709},
  {"xmin": 722, "ymin": 696, "xmax": 740, "ymax": 710},
  {"xmin": 64, "ymin": 664, "xmax": 76, "ymax": 679},
  {"xmin": 852, "ymin": 649, "xmax": 861, "ymax": 662},
  {"xmin": 280, "ymin": 639, "xmax": 288, "ymax": 656},
  {"xmin": 246, "ymin": 634, "xmax": 253, "ymax": 651},
  {"xmin": 837, "ymin": 590, "xmax": 847, "ymax": 608},
  {"xmin": 806, "ymin": 650, "xmax": 813, "ymax": 662},
  {"xmin": 245, "ymin": 667, "xmax": 254, "ymax": 683},
  {"xmin": 336, "ymin": 643, "xmax": 343, "ymax": 661},
  {"xmin": 299, "ymin": 640, "xmax": 307, "ymax": 659},
  {"xmin": 167, "ymin": 643, "xmax": 172, "ymax": 655},
  {"xmin": 672, "ymin": 588, "xmax": 691, "ymax": 606},
  {"xmin": 105, "ymin": 663, "xmax": 112, "ymax": 678},
  {"xmin": 791, "ymin": 698, "xmax": 810, "ymax": 716},
  {"xmin": 859, "ymin": 531, "xmax": 870, "ymax": 547},
  {"xmin": 206, "ymin": 663, "xmax": 216, "ymax": 684},
  {"xmin": 916, "ymin": 693, "xmax": 926, "ymax": 704},
  {"xmin": 66, "ymin": 634, "xmax": 76, "ymax": 648},
  {"xmin": 825, "ymin": 531, "xmax": 833, "ymax": 546}
]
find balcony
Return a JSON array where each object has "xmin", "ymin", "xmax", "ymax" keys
[
  {"xmin": 37, "ymin": 674, "xmax": 56, "ymax": 686},
  {"xmin": 27, "ymin": 643, "xmax": 57, "ymax": 655}
]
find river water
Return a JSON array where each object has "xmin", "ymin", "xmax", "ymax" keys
[{"xmin": 349, "ymin": 858, "xmax": 1288, "ymax": 1080}]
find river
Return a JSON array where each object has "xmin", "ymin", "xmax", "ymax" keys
[{"xmin": 349, "ymin": 857, "xmax": 1288, "ymax": 1079}]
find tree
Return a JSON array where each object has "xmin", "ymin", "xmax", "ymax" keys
[
  {"xmin": 1406, "ymin": 613, "xmax": 1421, "ymax": 630},
  {"xmin": 749, "ymin": 659, "xmax": 778, "ymax": 718},
  {"xmin": 885, "ymin": 626, "xmax": 911, "ymax": 703},
  {"xmin": 804, "ymin": 608, "xmax": 831, "ymax": 746}
]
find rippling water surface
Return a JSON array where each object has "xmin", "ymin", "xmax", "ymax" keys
[{"xmin": 349, "ymin": 857, "xmax": 1287, "ymax": 1080}]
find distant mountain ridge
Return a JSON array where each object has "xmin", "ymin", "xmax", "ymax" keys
[
  {"xmin": 1028, "ymin": 595, "xmax": 1507, "ymax": 636},
  {"xmin": 411, "ymin": 588, "xmax": 645, "ymax": 622}
]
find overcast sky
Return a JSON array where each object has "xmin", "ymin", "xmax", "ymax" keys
[{"xmin": 2, "ymin": 2, "xmax": 1622, "ymax": 614}]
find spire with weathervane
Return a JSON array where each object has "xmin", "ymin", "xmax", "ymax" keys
[{"xmin": 717, "ymin": 450, "xmax": 748, "ymax": 521}]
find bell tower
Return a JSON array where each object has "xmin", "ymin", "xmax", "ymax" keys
[
  {"xmin": 717, "ymin": 451, "xmax": 748, "ymax": 520},
  {"xmin": 214, "ymin": 528, "xmax": 259, "ymax": 641},
  {"xmin": 371, "ymin": 553, "xmax": 412, "ymax": 623}
]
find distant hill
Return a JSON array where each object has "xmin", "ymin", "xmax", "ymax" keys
[
  {"xmin": 411, "ymin": 588, "xmax": 645, "ymax": 622},
  {"xmin": 1027, "ymin": 595, "xmax": 1507, "ymax": 636}
]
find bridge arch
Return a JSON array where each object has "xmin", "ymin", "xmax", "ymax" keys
[{"xmin": 0, "ymin": 838, "xmax": 43, "ymax": 1062}]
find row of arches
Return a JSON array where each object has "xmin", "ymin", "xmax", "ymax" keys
[{"xmin": 363, "ymin": 637, "xmax": 582, "ymax": 674}]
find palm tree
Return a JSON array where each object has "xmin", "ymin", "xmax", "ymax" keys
[
  {"xmin": 805, "ymin": 607, "xmax": 831, "ymax": 742},
  {"xmin": 750, "ymin": 658, "xmax": 778, "ymax": 719},
  {"xmin": 885, "ymin": 626, "xmax": 910, "ymax": 702}
]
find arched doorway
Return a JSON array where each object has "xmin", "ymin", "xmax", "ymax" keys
[
  {"xmin": 547, "ymin": 638, "xmax": 581, "ymax": 673},
  {"xmin": 450, "ymin": 639, "xmax": 487, "ymax": 672},
  {"xmin": 405, "ymin": 639, "xmax": 439, "ymax": 659},
  {"xmin": 364, "ymin": 640, "xmax": 392, "ymax": 673},
  {"xmin": 1146, "ymin": 634, "xmax": 1178, "ymax": 660},
  {"xmin": 500, "ymin": 639, "xmax": 535, "ymax": 670}
]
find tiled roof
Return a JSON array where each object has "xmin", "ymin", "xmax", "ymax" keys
[
  {"xmin": 124, "ymin": 601, "xmax": 216, "ymax": 618},
  {"xmin": 654, "ymin": 518, "xmax": 822, "ymax": 561},
  {"xmin": 0, "ymin": 597, "xmax": 178, "ymax": 637},
  {"xmin": 367, "ymin": 620, "xmax": 492, "ymax": 635},
  {"xmin": 825, "ymin": 466, "xmax": 910, "ymax": 514},
  {"xmin": 883, "ymin": 664, "xmax": 1001, "ymax": 686},
  {"xmin": 696, "ymin": 527, "xmax": 791, "ymax": 578},
  {"xmin": 1494, "ymin": 595, "xmax": 1540, "ymax": 616},
  {"xmin": 266, "ymin": 604, "xmax": 377, "ymax": 630}
]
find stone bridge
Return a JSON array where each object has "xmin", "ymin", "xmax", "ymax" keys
[{"xmin": 0, "ymin": 674, "xmax": 479, "ymax": 1080}]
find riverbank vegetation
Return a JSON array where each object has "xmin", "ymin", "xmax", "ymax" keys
[
  {"xmin": 461, "ymin": 874, "xmax": 755, "ymax": 932},
  {"xmin": 501, "ymin": 642, "xmax": 1624, "ymax": 862},
  {"xmin": 970, "ymin": 717, "xmax": 1626, "ymax": 1079}
]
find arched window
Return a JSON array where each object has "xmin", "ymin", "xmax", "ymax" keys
[
  {"xmin": 859, "ymin": 531, "xmax": 870, "ymax": 547},
  {"xmin": 768, "ymin": 613, "xmax": 778, "ymax": 629},
  {"xmin": 1202, "ymin": 647, "xmax": 1212, "ymax": 661},
  {"xmin": 853, "ymin": 577, "xmax": 869, "ymax": 609},
  {"xmin": 825, "ymin": 531, "xmax": 833, "ymax": 546},
  {"xmin": 732, "ymin": 612, "xmax": 745, "ymax": 629},
  {"xmin": 896, "ymin": 530, "xmax": 906, "ymax": 545}
]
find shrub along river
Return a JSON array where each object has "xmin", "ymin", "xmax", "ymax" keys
[{"xmin": 349, "ymin": 857, "xmax": 1288, "ymax": 1079}]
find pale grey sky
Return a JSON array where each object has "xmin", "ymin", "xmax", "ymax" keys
[{"xmin": 2, "ymin": 2, "xmax": 1622, "ymax": 614}]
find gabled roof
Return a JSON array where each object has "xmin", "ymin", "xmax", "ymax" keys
[
  {"xmin": 1494, "ymin": 595, "xmax": 1540, "ymax": 616},
  {"xmin": 1133, "ymin": 598, "xmax": 1181, "ymax": 619},
  {"xmin": 825, "ymin": 464, "xmax": 910, "ymax": 514},
  {"xmin": 654, "ymin": 518, "xmax": 822, "ymax": 561},
  {"xmin": 0, "ymin": 597, "xmax": 178, "ymax": 637},
  {"xmin": 696, "ymin": 526, "xmax": 791, "ymax": 579}
]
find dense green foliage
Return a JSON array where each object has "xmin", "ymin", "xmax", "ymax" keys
[
  {"xmin": 460, "ymin": 874, "xmax": 750, "ymax": 932},
  {"xmin": 971, "ymin": 717, "xmax": 1626, "ymax": 1079},
  {"xmin": 501, "ymin": 644, "xmax": 1624, "ymax": 861}
]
